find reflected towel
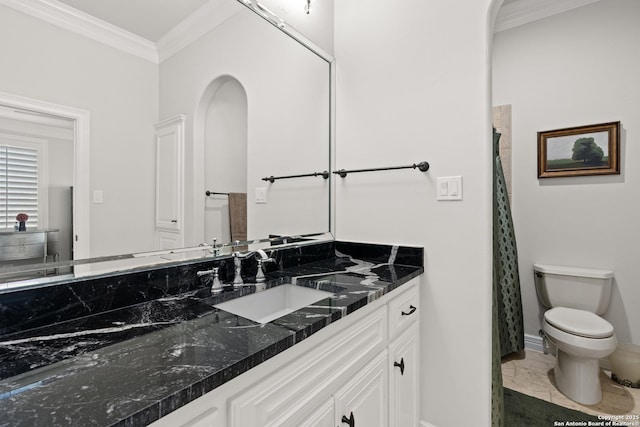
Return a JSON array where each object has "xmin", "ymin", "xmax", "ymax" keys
[{"xmin": 228, "ymin": 192, "xmax": 247, "ymax": 244}]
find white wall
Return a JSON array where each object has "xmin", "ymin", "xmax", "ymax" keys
[
  {"xmin": 160, "ymin": 6, "xmax": 330, "ymax": 247},
  {"xmin": 334, "ymin": 1, "xmax": 497, "ymax": 425},
  {"xmin": 493, "ymin": 0, "xmax": 640, "ymax": 345},
  {"xmin": 0, "ymin": 5, "xmax": 159, "ymax": 257}
]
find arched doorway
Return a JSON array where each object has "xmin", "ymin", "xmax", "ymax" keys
[{"xmin": 195, "ymin": 76, "xmax": 248, "ymax": 246}]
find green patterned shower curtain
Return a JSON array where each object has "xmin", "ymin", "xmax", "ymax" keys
[
  {"xmin": 493, "ymin": 129, "xmax": 524, "ymax": 357},
  {"xmin": 492, "ymin": 261, "xmax": 504, "ymax": 427},
  {"xmin": 492, "ymin": 129, "xmax": 524, "ymax": 427}
]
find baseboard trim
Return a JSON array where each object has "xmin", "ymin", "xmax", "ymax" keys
[{"xmin": 524, "ymin": 332, "xmax": 545, "ymax": 353}]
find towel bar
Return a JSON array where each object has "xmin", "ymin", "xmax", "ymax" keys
[
  {"xmin": 262, "ymin": 170, "xmax": 330, "ymax": 183},
  {"xmin": 333, "ymin": 161, "xmax": 429, "ymax": 178}
]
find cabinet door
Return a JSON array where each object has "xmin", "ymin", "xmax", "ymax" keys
[
  {"xmin": 228, "ymin": 307, "xmax": 387, "ymax": 427},
  {"xmin": 334, "ymin": 351, "xmax": 388, "ymax": 427},
  {"xmin": 389, "ymin": 322, "xmax": 420, "ymax": 427},
  {"xmin": 292, "ymin": 398, "xmax": 335, "ymax": 427},
  {"xmin": 155, "ymin": 115, "xmax": 185, "ymax": 233}
]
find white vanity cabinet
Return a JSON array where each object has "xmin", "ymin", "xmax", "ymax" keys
[
  {"xmin": 332, "ymin": 351, "xmax": 389, "ymax": 427},
  {"xmin": 249, "ymin": 357, "xmax": 389, "ymax": 427},
  {"xmin": 389, "ymin": 322, "xmax": 420, "ymax": 426},
  {"xmin": 151, "ymin": 278, "xmax": 420, "ymax": 427},
  {"xmin": 282, "ymin": 351, "xmax": 388, "ymax": 427},
  {"xmin": 388, "ymin": 283, "xmax": 421, "ymax": 427}
]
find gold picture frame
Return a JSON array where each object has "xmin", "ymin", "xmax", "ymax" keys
[{"xmin": 537, "ymin": 121, "xmax": 620, "ymax": 178}]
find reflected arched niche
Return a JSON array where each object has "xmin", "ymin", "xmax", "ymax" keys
[{"xmin": 200, "ymin": 76, "xmax": 248, "ymax": 245}]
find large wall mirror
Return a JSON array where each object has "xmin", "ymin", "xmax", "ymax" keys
[{"xmin": 0, "ymin": 0, "xmax": 333, "ymax": 289}]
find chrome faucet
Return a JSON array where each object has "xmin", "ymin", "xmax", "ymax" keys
[{"xmin": 232, "ymin": 249, "xmax": 276, "ymax": 288}]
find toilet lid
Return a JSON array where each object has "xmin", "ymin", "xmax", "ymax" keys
[{"xmin": 544, "ymin": 307, "xmax": 614, "ymax": 338}]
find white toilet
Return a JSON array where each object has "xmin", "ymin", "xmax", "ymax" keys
[{"xmin": 534, "ymin": 264, "xmax": 617, "ymax": 405}]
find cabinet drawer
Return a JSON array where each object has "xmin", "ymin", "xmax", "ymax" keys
[
  {"xmin": 388, "ymin": 280, "xmax": 420, "ymax": 341},
  {"xmin": 0, "ymin": 233, "xmax": 46, "ymax": 261},
  {"xmin": 229, "ymin": 306, "xmax": 387, "ymax": 427}
]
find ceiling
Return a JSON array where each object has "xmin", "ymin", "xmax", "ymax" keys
[
  {"xmin": 55, "ymin": 0, "xmax": 211, "ymax": 42},
  {"xmin": 52, "ymin": 0, "xmax": 602, "ymax": 43},
  {"xmin": 11, "ymin": 0, "xmax": 602, "ymax": 55}
]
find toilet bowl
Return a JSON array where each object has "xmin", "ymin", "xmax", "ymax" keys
[
  {"xmin": 534, "ymin": 264, "xmax": 616, "ymax": 405},
  {"xmin": 542, "ymin": 307, "xmax": 617, "ymax": 404}
]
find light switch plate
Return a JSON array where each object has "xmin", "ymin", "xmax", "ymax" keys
[
  {"xmin": 255, "ymin": 187, "xmax": 267, "ymax": 204},
  {"xmin": 92, "ymin": 190, "xmax": 104, "ymax": 204},
  {"xmin": 436, "ymin": 176, "xmax": 463, "ymax": 201}
]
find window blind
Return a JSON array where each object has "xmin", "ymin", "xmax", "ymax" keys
[{"xmin": 0, "ymin": 145, "xmax": 39, "ymax": 229}]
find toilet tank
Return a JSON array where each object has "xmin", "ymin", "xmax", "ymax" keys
[{"xmin": 533, "ymin": 264, "xmax": 613, "ymax": 315}]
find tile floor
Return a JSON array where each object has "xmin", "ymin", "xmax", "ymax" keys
[{"xmin": 501, "ymin": 349, "xmax": 640, "ymax": 419}]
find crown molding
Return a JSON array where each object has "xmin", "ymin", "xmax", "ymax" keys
[
  {"xmin": 1, "ymin": 0, "xmax": 243, "ymax": 64},
  {"xmin": 494, "ymin": 0, "xmax": 601, "ymax": 33},
  {"xmin": 157, "ymin": 1, "xmax": 242, "ymax": 63},
  {"xmin": 0, "ymin": 0, "xmax": 158, "ymax": 63}
]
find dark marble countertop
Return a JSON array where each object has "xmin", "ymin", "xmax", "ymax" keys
[{"xmin": 0, "ymin": 242, "xmax": 423, "ymax": 426}]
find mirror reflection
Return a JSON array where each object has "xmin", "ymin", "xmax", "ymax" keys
[{"xmin": 0, "ymin": 0, "xmax": 332, "ymax": 288}]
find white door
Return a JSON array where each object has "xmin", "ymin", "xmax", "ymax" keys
[{"xmin": 154, "ymin": 115, "xmax": 185, "ymax": 244}]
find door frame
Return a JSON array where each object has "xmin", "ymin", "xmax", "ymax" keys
[{"xmin": 0, "ymin": 91, "xmax": 91, "ymax": 259}]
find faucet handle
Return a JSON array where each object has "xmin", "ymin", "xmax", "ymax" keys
[
  {"xmin": 210, "ymin": 267, "xmax": 223, "ymax": 294},
  {"xmin": 256, "ymin": 259, "xmax": 267, "ymax": 283},
  {"xmin": 256, "ymin": 258, "xmax": 273, "ymax": 268},
  {"xmin": 197, "ymin": 267, "xmax": 223, "ymax": 294},
  {"xmin": 197, "ymin": 268, "xmax": 217, "ymax": 277},
  {"xmin": 255, "ymin": 256, "xmax": 278, "ymax": 283}
]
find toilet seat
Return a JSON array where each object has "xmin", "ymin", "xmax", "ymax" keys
[{"xmin": 544, "ymin": 307, "xmax": 614, "ymax": 338}]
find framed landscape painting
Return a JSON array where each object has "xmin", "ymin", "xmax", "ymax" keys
[{"xmin": 537, "ymin": 121, "xmax": 620, "ymax": 178}]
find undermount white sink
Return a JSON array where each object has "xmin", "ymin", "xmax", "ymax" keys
[{"xmin": 213, "ymin": 284, "xmax": 334, "ymax": 324}]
